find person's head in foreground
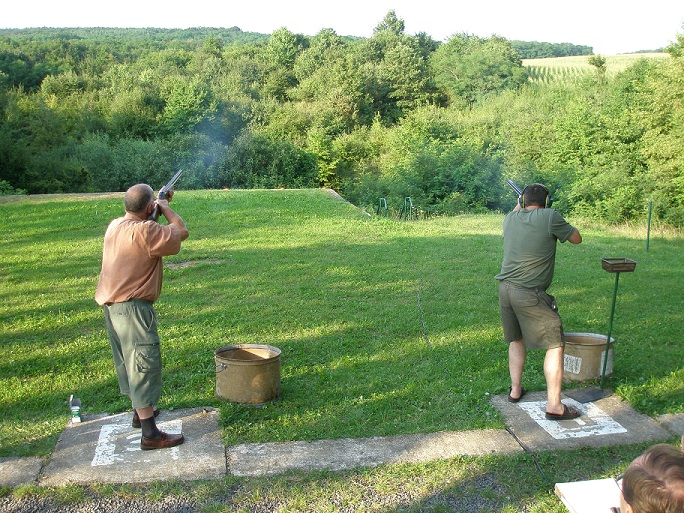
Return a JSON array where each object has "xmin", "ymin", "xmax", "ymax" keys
[{"xmin": 620, "ymin": 441, "xmax": 684, "ymax": 513}]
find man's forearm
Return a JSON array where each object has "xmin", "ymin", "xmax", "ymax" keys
[{"xmin": 161, "ymin": 207, "xmax": 189, "ymax": 240}]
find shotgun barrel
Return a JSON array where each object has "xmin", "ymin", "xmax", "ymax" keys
[
  {"xmin": 148, "ymin": 169, "xmax": 183, "ymax": 222},
  {"xmin": 506, "ymin": 179, "xmax": 523, "ymax": 197}
]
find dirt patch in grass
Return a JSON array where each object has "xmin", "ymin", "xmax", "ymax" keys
[{"xmin": 166, "ymin": 259, "xmax": 224, "ymax": 269}]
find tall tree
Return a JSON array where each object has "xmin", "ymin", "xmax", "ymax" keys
[
  {"xmin": 358, "ymin": 11, "xmax": 440, "ymax": 124},
  {"xmin": 430, "ymin": 34, "xmax": 528, "ymax": 107},
  {"xmin": 374, "ymin": 10, "xmax": 405, "ymax": 36},
  {"xmin": 261, "ymin": 27, "xmax": 307, "ymax": 100}
]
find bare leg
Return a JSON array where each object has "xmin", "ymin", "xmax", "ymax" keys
[
  {"xmin": 544, "ymin": 346, "xmax": 564, "ymax": 414},
  {"xmin": 135, "ymin": 405, "xmax": 155, "ymax": 420},
  {"xmin": 508, "ymin": 339, "xmax": 526, "ymax": 399}
]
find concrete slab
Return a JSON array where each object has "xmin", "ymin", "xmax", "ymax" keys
[
  {"xmin": 657, "ymin": 413, "xmax": 684, "ymax": 438},
  {"xmin": 228, "ymin": 429, "xmax": 521, "ymax": 476},
  {"xmin": 0, "ymin": 457, "xmax": 42, "ymax": 487},
  {"xmin": 40, "ymin": 407, "xmax": 225, "ymax": 486},
  {"xmin": 491, "ymin": 391, "xmax": 673, "ymax": 452},
  {"xmin": 1, "ymin": 397, "xmax": 679, "ymax": 486}
]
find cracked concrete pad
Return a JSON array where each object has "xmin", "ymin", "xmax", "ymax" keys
[
  {"xmin": 40, "ymin": 407, "xmax": 224, "ymax": 485},
  {"xmin": 228, "ymin": 429, "xmax": 521, "ymax": 476},
  {"xmin": 0, "ymin": 457, "xmax": 42, "ymax": 487},
  {"xmin": 491, "ymin": 391, "xmax": 673, "ymax": 452},
  {"xmin": 656, "ymin": 413, "xmax": 684, "ymax": 438}
]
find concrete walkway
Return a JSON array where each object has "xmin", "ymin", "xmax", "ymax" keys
[{"xmin": 2, "ymin": 392, "xmax": 683, "ymax": 487}]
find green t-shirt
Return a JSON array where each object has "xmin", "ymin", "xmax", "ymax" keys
[{"xmin": 495, "ymin": 208, "xmax": 576, "ymax": 290}]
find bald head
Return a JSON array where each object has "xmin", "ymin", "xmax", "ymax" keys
[{"xmin": 124, "ymin": 184, "xmax": 155, "ymax": 214}]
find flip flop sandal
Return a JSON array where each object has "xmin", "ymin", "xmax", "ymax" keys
[
  {"xmin": 545, "ymin": 404, "xmax": 581, "ymax": 420},
  {"xmin": 508, "ymin": 386, "xmax": 526, "ymax": 403}
]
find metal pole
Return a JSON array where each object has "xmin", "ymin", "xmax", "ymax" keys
[
  {"xmin": 376, "ymin": 198, "xmax": 387, "ymax": 217},
  {"xmin": 646, "ymin": 200, "xmax": 652, "ymax": 252},
  {"xmin": 600, "ymin": 272, "xmax": 620, "ymax": 389},
  {"xmin": 402, "ymin": 197, "xmax": 413, "ymax": 221}
]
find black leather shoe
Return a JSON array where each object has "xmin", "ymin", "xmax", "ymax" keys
[
  {"xmin": 141, "ymin": 431, "xmax": 184, "ymax": 451},
  {"xmin": 131, "ymin": 407, "xmax": 160, "ymax": 428}
]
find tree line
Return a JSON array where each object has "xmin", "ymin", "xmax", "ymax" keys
[
  {"xmin": 509, "ymin": 40, "xmax": 593, "ymax": 59},
  {"xmin": 1, "ymin": 13, "xmax": 683, "ymax": 226}
]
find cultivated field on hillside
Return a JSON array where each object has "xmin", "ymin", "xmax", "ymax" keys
[{"xmin": 524, "ymin": 52, "xmax": 670, "ymax": 83}]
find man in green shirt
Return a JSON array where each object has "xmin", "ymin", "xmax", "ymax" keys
[{"xmin": 495, "ymin": 183, "xmax": 583, "ymax": 420}]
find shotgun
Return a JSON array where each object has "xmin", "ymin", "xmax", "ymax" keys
[
  {"xmin": 506, "ymin": 179, "xmax": 523, "ymax": 197},
  {"xmin": 148, "ymin": 170, "xmax": 183, "ymax": 222}
]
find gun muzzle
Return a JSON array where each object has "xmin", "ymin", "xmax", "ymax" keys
[{"xmin": 506, "ymin": 179, "xmax": 523, "ymax": 196}]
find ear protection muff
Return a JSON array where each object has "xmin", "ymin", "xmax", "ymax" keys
[{"xmin": 521, "ymin": 183, "xmax": 550, "ymax": 208}]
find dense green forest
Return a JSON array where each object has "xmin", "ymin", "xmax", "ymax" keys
[
  {"xmin": 1, "ymin": 12, "xmax": 683, "ymax": 225},
  {"xmin": 509, "ymin": 40, "xmax": 593, "ymax": 58}
]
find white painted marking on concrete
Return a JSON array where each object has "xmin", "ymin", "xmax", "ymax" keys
[
  {"xmin": 518, "ymin": 399, "xmax": 627, "ymax": 440},
  {"xmin": 91, "ymin": 419, "xmax": 183, "ymax": 466},
  {"xmin": 91, "ymin": 423, "xmax": 126, "ymax": 466}
]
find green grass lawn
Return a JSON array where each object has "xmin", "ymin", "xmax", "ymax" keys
[{"xmin": 1, "ymin": 189, "xmax": 683, "ymax": 461}]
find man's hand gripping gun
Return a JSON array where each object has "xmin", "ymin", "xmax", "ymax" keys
[{"xmin": 148, "ymin": 170, "xmax": 183, "ymax": 222}]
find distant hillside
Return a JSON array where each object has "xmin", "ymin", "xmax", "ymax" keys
[
  {"xmin": 510, "ymin": 40, "xmax": 593, "ymax": 58},
  {"xmin": 2, "ymin": 27, "xmax": 598, "ymax": 57},
  {"xmin": 0, "ymin": 26, "xmax": 269, "ymax": 45},
  {"xmin": 0, "ymin": 26, "xmax": 364, "ymax": 46}
]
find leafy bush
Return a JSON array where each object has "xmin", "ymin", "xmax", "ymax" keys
[
  {"xmin": 217, "ymin": 132, "xmax": 318, "ymax": 189},
  {"xmin": 0, "ymin": 179, "xmax": 25, "ymax": 195}
]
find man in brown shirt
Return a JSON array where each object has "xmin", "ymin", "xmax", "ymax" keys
[{"xmin": 95, "ymin": 183, "xmax": 189, "ymax": 450}]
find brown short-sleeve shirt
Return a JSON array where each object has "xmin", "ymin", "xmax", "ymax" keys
[{"xmin": 95, "ymin": 213, "xmax": 182, "ymax": 305}]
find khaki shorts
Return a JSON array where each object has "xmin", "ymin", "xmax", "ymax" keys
[
  {"xmin": 103, "ymin": 299, "xmax": 162, "ymax": 409},
  {"xmin": 498, "ymin": 280, "xmax": 565, "ymax": 350}
]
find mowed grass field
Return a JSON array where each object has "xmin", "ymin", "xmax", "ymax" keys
[
  {"xmin": 1, "ymin": 189, "xmax": 683, "ymax": 462},
  {"xmin": 524, "ymin": 52, "xmax": 670, "ymax": 83}
]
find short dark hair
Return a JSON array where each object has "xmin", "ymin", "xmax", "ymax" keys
[
  {"xmin": 623, "ymin": 444, "xmax": 684, "ymax": 513},
  {"xmin": 522, "ymin": 183, "xmax": 549, "ymax": 208},
  {"xmin": 124, "ymin": 184, "xmax": 154, "ymax": 214}
]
